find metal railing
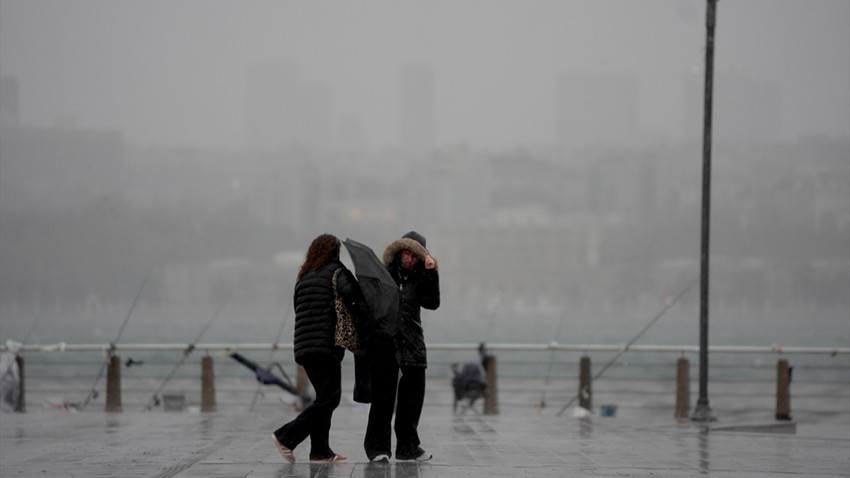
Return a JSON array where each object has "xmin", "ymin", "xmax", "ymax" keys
[
  {"xmin": 4, "ymin": 342, "xmax": 849, "ymax": 355},
  {"xmin": 3, "ymin": 341, "xmax": 848, "ymax": 416}
]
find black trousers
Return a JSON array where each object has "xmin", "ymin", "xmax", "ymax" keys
[
  {"xmin": 363, "ymin": 357, "xmax": 426, "ymax": 460},
  {"xmin": 273, "ymin": 354, "xmax": 341, "ymax": 460}
]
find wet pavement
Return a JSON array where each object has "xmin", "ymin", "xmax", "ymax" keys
[{"xmin": 2, "ymin": 380, "xmax": 849, "ymax": 478}]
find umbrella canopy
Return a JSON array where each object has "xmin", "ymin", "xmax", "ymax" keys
[
  {"xmin": 343, "ymin": 238, "xmax": 399, "ymax": 338},
  {"xmin": 227, "ymin": 351, "xmax": 310, "ymax": 402}
]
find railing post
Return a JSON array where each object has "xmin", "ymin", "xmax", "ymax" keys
[
  {"xmin": 675, "ymin": 356, "xmax": 690, "ymax": 419},
  {"xmin": 201, "ymin": 356, "xmax": 216, "ymax": 412},
  {"xmin": 296, "ymin": 365, "xmax": 309, "ymax": 395},
  {"xmin": 776, "ymin": 358, "xmax": 792, "ymax": 420},
  {"xmin": 105, "ymin": 354, "xmax": 122, "ymax": 412},
  {"xmin": 14, "ymin": 355, "xmax": 25, "ymax": 413},
  {"xmin": 579, "ymin": 356, "xmax": 592, "ymax": 411},
  {"xmin": 482, "ymin": 354, "xmax": 499, "ymax": 415}
]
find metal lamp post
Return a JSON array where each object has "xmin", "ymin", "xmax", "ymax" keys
[{"xmin": 692, "ymin": 0, "xmax": 718, "ymax": 423}]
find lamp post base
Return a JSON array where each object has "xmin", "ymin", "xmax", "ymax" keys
[{"xmin": 691, "ymin": 401, "xmax": 716, "ymax": 422}]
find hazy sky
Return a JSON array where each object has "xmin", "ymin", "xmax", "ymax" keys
[{"xmin": 1, "ymin": 0, "xmax": 848, "ymax": 150}]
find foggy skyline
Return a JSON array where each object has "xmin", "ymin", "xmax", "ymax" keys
[{"xmin": 1, "ymin": 0, "xmax": 848, "ymax": 151}]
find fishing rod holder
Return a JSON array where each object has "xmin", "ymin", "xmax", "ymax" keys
[{"xmin": 105, "ymin": 354, "xmax": 122, "ymax": 412}]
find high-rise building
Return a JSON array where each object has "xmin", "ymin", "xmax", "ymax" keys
[
  {"xmin": 244, "ymin": 61, "xmax": 332, "ymax": 152},
  {"xmin": 335, "ymin": 115, "xmax": 367, "ymax": 154},
  {"xmin": 0, "ymin": 76, "xmax": 20, "ymax": 125},
  {"xmin": 0, "ymin": 124, "xmax": 124, "ymax": 212},
  {"xmin": 245, "ymin": 61, "xmax": 299, "ymax": 150},
  {"xmin": 681, "ymin": 70, "xmax": 782, "ymax": 144},
  {"xmin": 296, "ymin": 82, "xmax": 332, "ymax": 151},
  {"xmin": 399, "ymin": 64, "xmax": 435, "ymax": 156},
  {"xmin": 556, "ymin": 72, "xmax": 640, "ymax": 152}
]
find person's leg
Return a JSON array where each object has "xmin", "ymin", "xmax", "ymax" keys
[
  {"xmin": 363, "ymin": 358, "xmax": 398, "ymax": 460},
  {"xmin": 394, "ymin": 365, "xmax": 426, "ymax": 459},
  {"xmin": 305, "ymin": 355, "xmax": 342, "ymax": 460},
  {"xmin": 274, "ymin": 355, "xmax": 340, "ymax": 459},
  {"xmin": 273, "ymin": 359, "xmax": 317, "ymax": 450}
]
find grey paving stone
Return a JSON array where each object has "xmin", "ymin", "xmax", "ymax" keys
[{"xmin": 2, "ymin": 383, "xmax": 849, "ymax": 478}]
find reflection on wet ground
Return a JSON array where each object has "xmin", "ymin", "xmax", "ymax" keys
[
  {"xmin": 2, "ymin": 377, "xmax": 850, "ymax": 477},
  {"xmin": 2, "ymin": 402, "xmax": 849, "ymax": 478}
]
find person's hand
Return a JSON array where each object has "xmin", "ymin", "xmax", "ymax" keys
[{"xmin": 424, "ymin": 254, "xmax": 436, "ymax": 269}]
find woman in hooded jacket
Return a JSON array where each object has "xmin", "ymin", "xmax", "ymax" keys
[
  {"xmin": 363, "ymin": 231, "xmax": 440, "ymax": 462},
  {"xmin": 272, "ymin": 234, "xmax": 370, "ymax": 464}
]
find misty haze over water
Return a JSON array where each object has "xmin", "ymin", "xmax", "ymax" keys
[{"xmin": 0, "ymin": 1, "xmax": 848, "ymax": 353}]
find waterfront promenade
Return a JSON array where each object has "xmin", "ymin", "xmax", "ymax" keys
[{"xmin": 2, "ymin": 377, "xmax": 848, "ymax": 477}]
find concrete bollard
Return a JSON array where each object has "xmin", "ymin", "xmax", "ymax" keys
[
  {"xmin": 297, "ymin": 365, "xmax": 309, "ymax": 395},
  {"xmin": 105, "ymin": 355, "xmax": 122, "ymax": 412},
  {"xmin": 482, "ymin": 354, "xmax": 499, "ymax": 415},
  {"xmin": 14, "ymin": 355, "xmax": 25, "ymax": 413},
  {"xmin": 201, "ymin": 356, "xmax": 216, "ymax": 412},
  {"xmin": 675, "ymin": 357, "xmax": 690, "ymax": 419},
  {"xmin": 579, "ymin": 356, "xmax": 592, "ymax": 411},
  {"xmin": 776, "ymin": 359, "xmax": 792, "ymax": 420}
]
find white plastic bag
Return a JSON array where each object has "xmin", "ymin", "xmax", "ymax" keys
[
  {"xmin": 0, "ymin": 349, "xmax": 21, "ymax": 412},
  {"xmin": 0, "ymin": 340, "xmax": 23, "ymax": 411}
]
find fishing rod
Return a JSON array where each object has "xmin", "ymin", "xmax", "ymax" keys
[
  {"xmin": 484, "ymin": 296, "xmax": 501, "ymax": 345},
  {"xmin": 144, "ymin": 296, "xmax": 230, "ymax": 411},
  {"xmin": 555, "ymin": 277, "xmax": 699, "ymax": 417},
  {"xmin": 477, "ymin": 296, "xmax": 502, "ymax": 361},
  {"xmin": 21, "ymin": 316, "xmax": 41, "ymax": 345},
  {"xmin": 248, "ymin": 307, "xmax": 292, "ymax": 412},
  {"xmin": 538, "ymin": 308, "xmax": 568, "ymax": 413},
  {"xmin": 80, "ymin": 273, "xmax": 150, "ymax": 411},
  {"xmin": 7, "ymin": 315, "xmax": 43, "ymax": 357},
  {"xmin": 475, "ymin": 296, "xmax": 503, "ymax": 376}
]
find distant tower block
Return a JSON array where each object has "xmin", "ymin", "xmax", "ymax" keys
[{"xmin": 399, "ymin": 64, "xmax": 435, "ymax": 157}]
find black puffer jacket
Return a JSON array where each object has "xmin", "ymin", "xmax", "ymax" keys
[
  {"xmin": 292, "ymin": 259, "xmax": 369, "ymax": 364},
  {"xmin": 382, "ymin": 232, "xmax": 440, "ymax": 368}
]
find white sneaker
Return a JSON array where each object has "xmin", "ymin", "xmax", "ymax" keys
[{"xmin": 371, "ymin": 454, "xmax": 390, "ymax": 463}]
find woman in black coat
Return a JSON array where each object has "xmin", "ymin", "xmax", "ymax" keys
[
  {"xmin": 272, "ymin": 234, "xmax": 370, "ymax": 464},
  {"xmin": 363, "ymin": 231, "xmax": 440, "ymax": 462}
]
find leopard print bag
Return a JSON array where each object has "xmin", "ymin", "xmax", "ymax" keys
[{"xmin": 332, "ymin": 268, "xmax": 361, "ymax": 353}]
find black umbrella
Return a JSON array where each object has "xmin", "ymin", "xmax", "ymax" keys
[
  {"xmin": 227, "ymin": 351, "xmax": 311, "ymax": 405},
  {"xmin": 342, "ymin": 238, "xmax": 399, "ymax": 337}
]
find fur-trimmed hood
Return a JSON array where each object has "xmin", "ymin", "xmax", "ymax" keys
[
  {"xmin": 382, "ymin": 231, "xmax": 438, "ymax": 269},
  {"xmin": 378, "ymin": 231, "xmax": 440, "ymax": 368}
]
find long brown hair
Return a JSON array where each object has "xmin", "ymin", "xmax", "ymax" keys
[{"xmin": 297, "ymin": 234, "xmax": 340, "ymax": 279}]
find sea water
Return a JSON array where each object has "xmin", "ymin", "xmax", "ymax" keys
[
  {"xmin": 1, "ymin": 301, "xmax": 848, "ymax": 418},
  {"xmin": 1, "ymin": 301, "xmax": 847, "ymax": 382}
]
